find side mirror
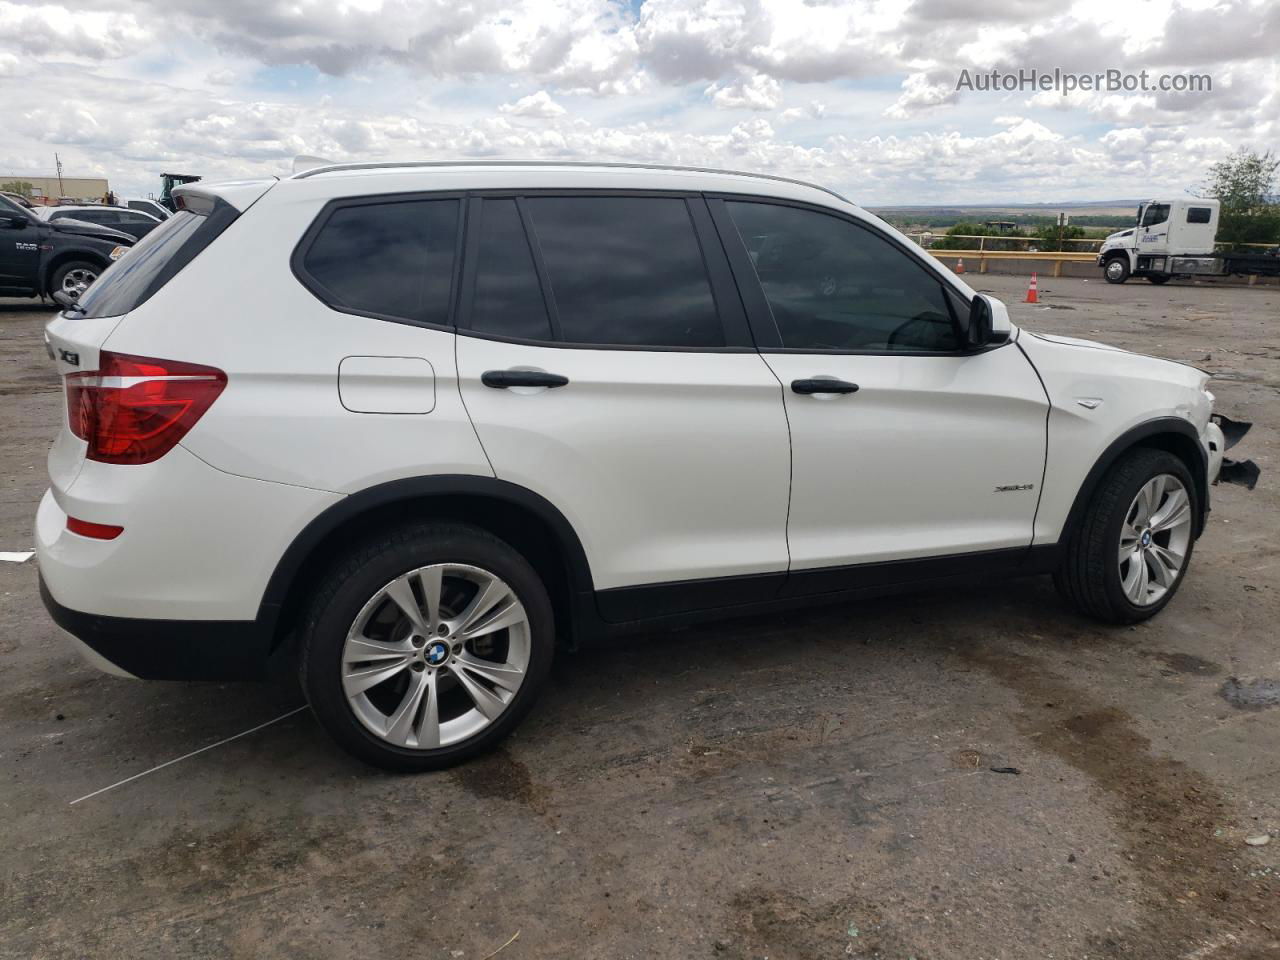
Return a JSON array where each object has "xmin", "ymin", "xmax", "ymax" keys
[{"xmin": 965, "ymin": 294, "xmax": 1012, "ymax": 348}]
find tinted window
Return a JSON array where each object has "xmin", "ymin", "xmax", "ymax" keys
[
  {"xmin": 726, "ymin": 201, "xmax": 960, "ymax": 352},
  {"xmin": 77, "ymin": 210, "xmax": 219, "ymax": 319},
  {"xmin": 1187, "ymin": 206, "xmax": 1212, "ymax": 224},
  {"xmin": 1141, "ymin": 204, "xmax": 1170, "ymax": 227},
  {"xmin": 523, "ymin": 196, "xmax": 723, "ymax": 348},
  {"xmin": 469, "ymin": 198, "xmax": 552, "ymax": 341},
  {"xmin": 58, "ymin": 210, "xmax": 105, "ymax": 223},
  {"xmin": 302, "ymin": 199, "xmax": 458, "ymax": 324}
]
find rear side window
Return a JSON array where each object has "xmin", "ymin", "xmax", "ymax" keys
[
  {"xmin": 470, "ymin": 198, "xmax": 552, "ymax": 341},
  {"xmin": 77, "ymin": 207, "xmax": 236, "ymax": 319},
  {"xmin": 1187, "ymin": 206, "xmax": 1212, "ymax": 224},
  {"xmin": 300, "ymin": 198, "xmax": 458, "ymax": 325},
  {"xmin": 521, "ymin": 196, "xmax": 724, "ymax": 348}
]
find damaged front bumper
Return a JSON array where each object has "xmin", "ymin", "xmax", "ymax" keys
[{"xmin": 1211, "ymin": 414, "xmax": 1261, "ymax": 490}]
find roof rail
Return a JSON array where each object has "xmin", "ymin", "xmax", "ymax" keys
[{"xmin": 290, "ymin": 158, "xmax": 849, "ymax": 203}]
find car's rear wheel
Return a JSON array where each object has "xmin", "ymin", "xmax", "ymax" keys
[
  {"xmin": 1054, "ymin": 448, "xmax": 1197, "ymax": 623},
  {"xmin": 1147, "ymin": 274, "xmax": 1171, "ymax": 285},
  {"xmin": 300, "ymin": 523, "xmax": 554, "ymax": 771}
]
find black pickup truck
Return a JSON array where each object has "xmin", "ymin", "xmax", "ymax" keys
[{"xmin": 0, "ymin": 195, "xmax": 135, "ymax": 301}]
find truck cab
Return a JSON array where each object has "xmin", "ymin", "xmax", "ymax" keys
[
  {"xmin": 1098, "ymin": 199, "xmax": 1221, "ymax": 284},
  {"xmin": 0, "ymin": 195, "xmax": 134, "ymax": 300}
]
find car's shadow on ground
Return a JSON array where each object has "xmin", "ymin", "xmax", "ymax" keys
[
  {"xmin": 49, "ymin": 571, "xmax": 1112, "ymax": 802},
  {"xmin": 191, "ymin": 573, "xmax": 1100, "ymax": 779}
]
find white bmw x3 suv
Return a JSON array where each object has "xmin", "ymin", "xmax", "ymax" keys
[{"xmin": 38, "ymin": 161, "xmax": 1241, "ymax": 770}]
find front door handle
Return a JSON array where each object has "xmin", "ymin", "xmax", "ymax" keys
[
  {"xmin": 791, "ymin": 378, "xmax": 860, "ymax": 395},
  {"xmin": 481, "ymin": 369, "xmax": 569, "ymax": 389}
]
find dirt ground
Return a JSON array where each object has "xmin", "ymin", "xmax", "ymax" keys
[{"xmin": 1, "ymin": 273, "xmax": 1277, "ymax": 960}]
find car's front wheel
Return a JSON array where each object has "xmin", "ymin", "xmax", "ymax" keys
[
  {"xmin": 1103, "ymin": 257, "xmax": 1130, "ymax": 284},
  {"xmin": 301, "ymin": 523, "xmax": 555, "ymax": 771},
  {"xmin": 50, "ymin": 260, "xmax": 101, "ymax": 299},
  {"xmin": 1055, "ymin": 448, "xmax": 1197, "ymax": 624}
]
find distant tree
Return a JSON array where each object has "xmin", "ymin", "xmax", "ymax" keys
[
  {"xmin": 930, "ymin": 221, "xmax": 1027, "ymax": 251},
  {"xmin": 1031, "ymin": 224, "xmax": 1088, "ymax": 252},
  {"xmin": 1193, "ymin": 148, "xmax": 1280, "ymax": 248},
  {"xmin": 0, "ymin": 180, "xmax": 35, "ymax": 196}
]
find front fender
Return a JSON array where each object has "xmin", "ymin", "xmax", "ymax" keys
[{"xmin": 1018, "ymin": 332, "xmax": 1212, "ymax": 544}]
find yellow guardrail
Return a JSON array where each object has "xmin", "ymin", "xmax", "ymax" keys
[
  {"xmin": 925, "ymin": 249, "xmax": 1096, "ymax": 277},
  {"xmin": 906, "ymin": 233, "xmax": 1104, "ymax": 251},
  {"xmin": 906, "ymin": 233, "xmax": 1276, "ymax": 252}
]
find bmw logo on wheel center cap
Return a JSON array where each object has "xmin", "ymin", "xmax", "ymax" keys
[
  {"xmin": 1140, "ymin": 530, "xmax": 1153, "ymax": 547},
  {"xmin": 425, "ymin": 641, "xmax": 450, "ymax": 666}
]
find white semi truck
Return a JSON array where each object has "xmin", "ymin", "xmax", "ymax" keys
[{"xmin": 1096, "ymin": 198, "xmax": 1280, "ymax": 284}]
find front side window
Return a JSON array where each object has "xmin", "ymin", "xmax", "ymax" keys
[
  {"xmin": 725, "ymin": 201, "xmax": 960, "ymax": 352},
  {"xmin": 1142, "ymin": 204, "xmax": 1171, "ymax": 227},
  {"xmin": 521, "ymin": 196, "xmax": 724, "ymax": 348},
  {"xmin": 301, "ymin": 198, "xmax": 458, "ymax": 325}
]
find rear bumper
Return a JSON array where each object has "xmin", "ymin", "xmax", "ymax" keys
[{"xmin": 40, "ymin": 576, "xmax": 272, "ymax": 680}]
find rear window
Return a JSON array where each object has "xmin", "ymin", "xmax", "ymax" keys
[
  {"xmin": 76, "ymin": 204, "xmax": 237, "ymax": 319},
  {"xmin": 521, "ymin": 196, "xmax": 724, "ymax": 348},
  {"xmin": 297, "ymin": 198, "xmax": 459, "ymax": 325},
  {"xmin": 1187, "ymin": 206, "xmax": 1212, "ymax": 224}
]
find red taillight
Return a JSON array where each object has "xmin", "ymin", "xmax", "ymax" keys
[
  {"xmin": 66, "ymin": 351, "xmax": 226, "ymax": 464},
  {"xmin": 66, "ymin": 517, "xmax": 124, "ymax": 540}
]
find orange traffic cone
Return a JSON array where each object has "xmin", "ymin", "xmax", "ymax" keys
[
  {"xmin": 1024, "ymin": 272, "xmax": 1039, "ymax": 303},
  {"xmin": 955, "ymin": 258, "xmax": 965, "ymax": 274}
]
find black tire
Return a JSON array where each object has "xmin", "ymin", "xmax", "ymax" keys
[
  {"xmin": 49, "ymin": 260, "xmax": 102, "ymax": 300},
  {"xmin": 1054, "ymin": 448, "xmax": 1197, "ymax": 624},
  {"xmin": 1103, "ymin": 257, "xmax": 1130, "ymax": 284},
  {"xmin": 1147, "ymin": 274, "xmax": 1171, "ymax": 285},
  {"xmin": 300, "ymin": 522, "xmax": 555, "ymax": 771}
]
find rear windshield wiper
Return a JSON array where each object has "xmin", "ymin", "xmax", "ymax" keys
[{"xmin": 51, "ymin": 291, "xmax": 85, "ymax": 314}]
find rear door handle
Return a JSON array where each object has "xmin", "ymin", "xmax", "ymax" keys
[
  {"xmin": 481, "ymin": 370, "xmax": 569, "ymax": 389},
  {"xmin": 791, "ymin": 378, "xmax": 860, "ymax": 395}
]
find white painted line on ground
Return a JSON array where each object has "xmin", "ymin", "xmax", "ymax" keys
[
  {"xmin": 69, "ymin": 705, "xmax": 309, "ymax": 806},
  {"xmin": 0, "ymin": 551, "xmax": 35, "ymax": 563}
]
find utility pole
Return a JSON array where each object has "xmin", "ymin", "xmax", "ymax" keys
[{"xmin": 55, "ymin": 153, "xmax": 64, "ymax": 197}]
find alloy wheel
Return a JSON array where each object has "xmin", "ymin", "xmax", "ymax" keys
[
  {"xmin": 1118, "ymin": 473, "xmax": 1192, "ymax": 606},
  {"xmin": 61, "ymin": 268, "xmax": 98, "ymax": 298},
  {"xmin": 341, "ymin": 563, "xmax": 531, "ymax": 750}
]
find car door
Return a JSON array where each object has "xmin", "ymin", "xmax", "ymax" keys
[
  {"xmin": 0, "ymin": 201, "xmax": 38, "ymax": 291},
  {"xmin": 709, "ymin": 197, "xmax": 1048, "ymax": 592},
  {"xmin": 1137, "ymin": 202, "xmax": 1171, "ymax": 255},
  {"xmin": 454, "ymin": 193, "xmax": 791, "ymax": 618}
]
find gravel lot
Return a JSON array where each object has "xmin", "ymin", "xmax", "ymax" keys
[{"xmin": 1, "ymin": 273, "xmax": 1277, "ymax": 959}]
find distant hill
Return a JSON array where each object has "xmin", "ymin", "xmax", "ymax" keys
[{"xmin": 868, "ymin": 201, "xmax": 1140, "ymax": 231}]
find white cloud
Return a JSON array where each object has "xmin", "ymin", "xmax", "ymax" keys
[
  {"xmin": 706, "ymin": 74, "xmax": 782, "ymax": 111},
  {"xmin": 779, "ymin": 100, "xmax": 826, "ymax": 122},
  {"xmin": 0, "ymin": 0, "xmax": 1272, "ymax": 203},
  {"xmin": 499, "ymin": 90, "xmax": 567, "ymax": 118}
]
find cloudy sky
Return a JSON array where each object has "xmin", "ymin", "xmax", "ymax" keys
[{"xmin": 1, "ymin": 0, "xmax": 1275, "ymax": 205}]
